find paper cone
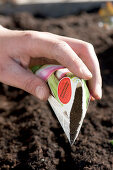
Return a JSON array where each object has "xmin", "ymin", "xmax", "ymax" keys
[{"xmin": 32, "ymin": 65, "xmax": 90, "ymax": 145}]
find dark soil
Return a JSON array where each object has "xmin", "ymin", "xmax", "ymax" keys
[{"xmin": 0, "ymin": 12, "xmax": 113, "ymax": 170}]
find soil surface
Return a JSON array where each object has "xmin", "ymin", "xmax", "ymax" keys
[{"xmin": 0, "ymin": 12, "xmax": 113, "ymax": 170}]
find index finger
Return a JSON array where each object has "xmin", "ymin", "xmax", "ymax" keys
[
  {"xmin": 22, "ymin": 31, "xmax": 92, "ymax": 80},
  {"xmin": 57, "ymin": 35, "xmax": 102, "ymax": 100}
]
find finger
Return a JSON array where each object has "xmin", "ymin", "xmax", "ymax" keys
[
  {"xmin": 23, "ymin": 32, "xmax": 92, "ymax": 80},
  {"xmin": 52, "ymin": 35, "xmax": 102, "ymax": 100},
  {"xmin": 1, "ymin": 59, "xmax": 49, "ymax": 101},
  {"xmin": 76, "ymin": 42, "xmax": 102, "ymax": 100},
  {"xmin": 81, "ymin": 45, "xmax": 102, "ymax": 100}
]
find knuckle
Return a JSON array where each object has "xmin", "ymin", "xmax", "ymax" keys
[
  {"xmin": 87, "ymin": 43, "xmax": 94, "ymax": 50},
  {"xmin": 76, "ymin": 65, "xmax": 83, "ymax": 73},
  {"xmin": 52, "ymin": 41, "xmax": 68, "ymax": 59},
  {"xmin": 22, "ymin": 31, "xmax": 34, "ymax": 41},
  {"xmin": 24, "ymin": 77, "xmax": 36, "ymax": 94},
  {"xmin": 83, "ymin": 42, "xmax": 94, "ymax": 50},
  {"xmin": 21, "ymin": 31, "xmax": 37, "ymax": 54},
  {"xmin": 53, "ymin": 41, "xmax": 68, "ymax": 50}
]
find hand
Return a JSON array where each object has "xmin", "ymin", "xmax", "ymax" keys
[{"xmin": 0, "ymin": 26, "xmax": 102, "ymax": 101}]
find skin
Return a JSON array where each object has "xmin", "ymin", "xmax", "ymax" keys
[{"xmin": 0, "ymin": 26, "xmax": 102, "ymax": 101}]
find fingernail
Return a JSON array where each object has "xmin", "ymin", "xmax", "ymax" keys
[
  {"xmin": 95, "ymin": 84, "xmax": 102, "ymax": 99},
  {"xmin": 81, "ymin": 67, "xmax": 92, "ymax": 79},
  {"xmin": 90, "ymin": 96, "xmax": 95, "ymax": 101},
  {"xmin": 35, "ymin": 86, "xmax": 46, "ymax": 100}
]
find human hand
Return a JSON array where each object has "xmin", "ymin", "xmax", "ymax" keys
[{"xmin": 0, "ymin": 26, "xmax": 102, "ymax": 101}]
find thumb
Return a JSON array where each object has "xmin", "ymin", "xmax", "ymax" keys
[{"xmin": 2, "ymin": 60, "xmax": 49, "ymax": 101}]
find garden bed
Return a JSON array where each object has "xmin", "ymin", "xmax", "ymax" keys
[{"xmin": 0, "ymin": 11, "xmax": 113, "ymax": 169}]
